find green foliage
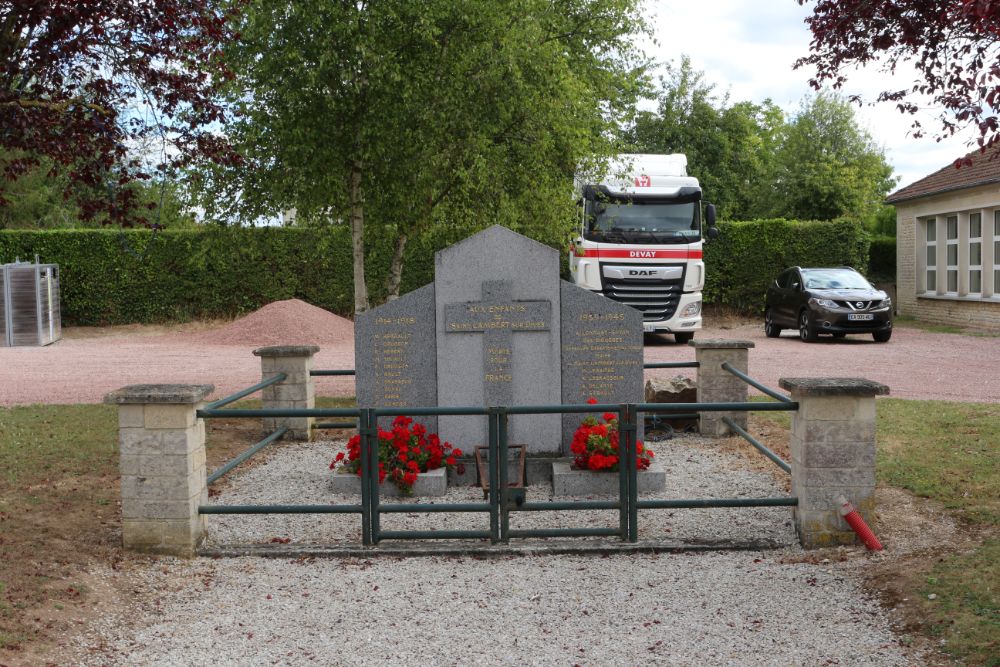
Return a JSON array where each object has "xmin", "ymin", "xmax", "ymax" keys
[
  {"xmin": 0, "ymin": 149, "xmax": 197, "ymax": 230},
  {"xmin": 0, "ymin": 228, "xmax": 354, "ymax": 325},
  {"xmin": 773, "ymin": 92, "xmax": 897, "ymax": 224},
  {"xmin": 202, "ymin": 0, "xmax": 651, "ymax": 301},
  {"xmin": 0, "ymin": 226, "xmax": 552, "ymax": 325},
  {"xmin": 704, "ymin": 218, "xmax": 870, "ymax": 313},
  {"xmin": 627, "ymin": 64, "xmax": 897, "ymax": 224},
  {"xmin": 868, "ymin": 235, "xmax": 896, "ymax": 282},
  {"xmin": 870, "ymin": 204, "xmax": 897, "ymax": 236},
  {"xmin": 2, "ymin": 217, "xmax": 868, "ymax": 324},
  {"xmin": 625, "ymin": 57, "xmax": 784, "ymax": 220}
]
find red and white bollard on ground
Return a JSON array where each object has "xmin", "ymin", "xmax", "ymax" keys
[{"xmin": 837, "ymin": 495, "xmax": 883, "ymax": 551}]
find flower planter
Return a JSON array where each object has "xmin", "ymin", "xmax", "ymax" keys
[
  {"xmin": 551, "ymin": 460, "xmax": 666, "ymax": 496},
  {"xmin": 329, "ymin": 466, "xmax": 447, "ymax": 497}
]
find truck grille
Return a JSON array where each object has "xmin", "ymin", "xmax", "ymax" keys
[{"xmin": 602, "ymin": 277, "xmax": 683, "ymax": 321}]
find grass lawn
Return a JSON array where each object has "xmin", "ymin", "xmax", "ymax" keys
[
  {"xmin": 0, "ymin": 396, "xmax": 355, "ymax": 654},
  {"xmin": 1, "ymin": 396, "xmax": 997, "ymax": 664}
]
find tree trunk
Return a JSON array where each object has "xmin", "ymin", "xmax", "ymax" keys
[
  {"xmin": 385, "ymin": 230, "xmax": 408, "ymax": 301},
  {"xmin": 349, "ymin": 160, "xmax": 369, "ymax": 313}
]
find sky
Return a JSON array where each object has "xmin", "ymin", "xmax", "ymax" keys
[{"xmin": 640, "ymin": 0, "xmax": 978, "ymax": 190}]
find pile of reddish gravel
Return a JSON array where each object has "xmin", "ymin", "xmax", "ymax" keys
[{"xmin": 187, "ymin": 299, "xmax": 355, "ymax": 347}]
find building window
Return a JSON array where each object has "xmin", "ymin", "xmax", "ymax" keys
[
  {"xmin": 925, "ymin": 218, "xmax": 937, "ymax": 291},
  {"xmin": 995, "ymin": 210, "xmax": 1000, "ymax": 295},
  {"xmin": 968, "ymin": 212, "xmax": 982, "ymax": 294},
  {"xmin": 946, "ymin": 215, "xmax": 959, "ymax": 293}
]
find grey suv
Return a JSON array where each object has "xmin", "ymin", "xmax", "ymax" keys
[{"xmin": 764, "ymin": 267, "xmax": 892, "ymax": 342}]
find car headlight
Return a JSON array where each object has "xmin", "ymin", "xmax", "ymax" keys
[
  {"xmin": 680, "ymin": 301, "xmax": 701, "ymax": 317},
  {"xmin": 808, "ymin": 297, "xmax": 837, "ymax": 308},
  {"xmin": 876, "ymin": 298, "xmax": 892, "ymax": 309}
]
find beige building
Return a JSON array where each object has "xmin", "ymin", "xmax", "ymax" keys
[{"xmin": 887, "ymin": 151, "xmax": 1000, "ymax": 330}]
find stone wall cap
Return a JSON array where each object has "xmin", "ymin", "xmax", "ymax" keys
[
  {"xmin": 252, "ymin": 345, "xmax": 320, "ymax": 357},
  {"xmin": 778, "ymin": 378, "xmax": 890, "ymax": 397},
  {"xmin": 104, "ymin": 384, "xmax": 215, "ymax": 404},
  {"xmin": 689, "ymin": 339, "xmax": 756, "ymax": 349}
]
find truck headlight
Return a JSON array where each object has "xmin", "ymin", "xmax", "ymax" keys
[{"xmin": 680, "ymin": 301, "xmax": 701, "ymax": 317}]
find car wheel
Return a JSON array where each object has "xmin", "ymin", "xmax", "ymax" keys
[
  {"xmin": 674, "ymin": 332, "xmax": 694, "ymax": 344},
  {"xmin": 873, "ymin": 330, "xmax": 892, "ymax": 343},
  {"xmin": 764, "ymin": 309, "xmax": 781, "ymax": 338},
  {"xmin": 799, "ymin": 310, "xmax": 817, "ymax": 342}
]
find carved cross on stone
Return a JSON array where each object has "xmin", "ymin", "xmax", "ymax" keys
[{"xmin": 443, "ymin": 280, "xmax": 551, "ymax": 406}]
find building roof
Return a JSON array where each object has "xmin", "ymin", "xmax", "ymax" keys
[{"xmin": 886, "ymin": 148, "xmax": 1000, "ymax": 204}]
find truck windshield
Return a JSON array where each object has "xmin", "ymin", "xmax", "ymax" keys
[{"xmin": 585, "ymin": 199, "xmax": 699, "ymax": 244}]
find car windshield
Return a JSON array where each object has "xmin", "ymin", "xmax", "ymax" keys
[{"xmin": 801, "ymin": 269, "xmax": 872, "ymax": 290}]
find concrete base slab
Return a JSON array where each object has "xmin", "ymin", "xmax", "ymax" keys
[
  {"xmin": 330, "ymin": 467, "xmax": 447, "ymax": 497},
  {"xmin": 552, "ymin": 461, "xmax": 666, "ymax": 496}
]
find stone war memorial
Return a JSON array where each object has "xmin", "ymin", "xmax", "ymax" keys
[
  {"xmin": 106, "ymin": 224, "xmax": 886, "ymax": 555},
  {"xmin": 354, "ymin": 225, "xmax": 661, "ymax": 490}
]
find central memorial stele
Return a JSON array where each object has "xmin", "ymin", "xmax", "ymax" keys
[{"xmin": 355, "ymin": 226, "xmax": 644, "ymax": 463}]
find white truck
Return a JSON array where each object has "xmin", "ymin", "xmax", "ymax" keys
[{"xmin": 569, "ymin": 153, "xmax": 718, "ymax": 343}]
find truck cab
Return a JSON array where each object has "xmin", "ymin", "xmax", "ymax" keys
[{"xmin": 569, "ymin": 154, "xmax": 717, "ymax": 343}]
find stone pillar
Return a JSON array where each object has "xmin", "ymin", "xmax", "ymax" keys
[
  {"xmin": 104, "ymin": 384, "xmax": 213, "ymax": 558},
  {"xmin": 778, "ymin": 378, "xmax": 889, "ymax": 549},
  {"xmin": 691, "ymin": 339, "xmax": 755, "ymax": 436},
  {"xmin": 253, "ymin": 345, "xmax": 318, "ymax": 440}
]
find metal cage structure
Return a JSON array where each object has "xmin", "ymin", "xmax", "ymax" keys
[{"xmin": 1, "ymin": 259, "xmax": 62, "ymax": 347}]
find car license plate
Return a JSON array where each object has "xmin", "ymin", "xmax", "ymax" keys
[{"xmin": 848, "ymin": 314, "xmax": 874, "ymax": 321}]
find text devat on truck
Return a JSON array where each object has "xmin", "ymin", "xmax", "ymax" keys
[{"xmin": 569, "ymin": 154, "xmax": 718, "ymax": 343}]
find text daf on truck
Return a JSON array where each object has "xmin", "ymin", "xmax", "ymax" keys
[{"xmin": 569, "ymin": 153, "xmax": 717, "ymax": 343}]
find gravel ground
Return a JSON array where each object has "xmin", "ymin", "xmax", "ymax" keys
[
  {"xmin": 203, "ymin": 438, "xmax": 796, "ymax": 548},
  {"xmin": 71, "ymin": 438, "xmax": 923, "ymax": 666},
  {"xmin": 643, "ymin": 321, "xmax": 1000, "ymax": 404},
  {"xmin": 2, "ymin": 319, "xmax": 996, "ymax": 406}
]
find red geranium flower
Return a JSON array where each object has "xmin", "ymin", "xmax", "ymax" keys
[
  {"xmin": 570, "ymin": 408, "xmax": 652, "ymax": 473},
  {"xmin": 330, "ymin": 417, "xmax": 462, "ymax": 495}
]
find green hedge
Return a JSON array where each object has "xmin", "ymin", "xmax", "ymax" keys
[
  {"xmin": 704, "ymin": 218, "xmax": 870, "ymax": 312},
  {"xmin": 1, "ymin": 218, "xmax": 870, "ymax": 325},
  {"xmin": 2, "ymin": 228, "xmax": 359, "ymax": 325},
  {"xmin": 867, "ymin": 235, "xmax": 896, "ymax": 283}
]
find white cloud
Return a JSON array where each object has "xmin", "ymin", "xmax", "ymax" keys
[{"xmin": 637, "ymin": 0, "xmax": 980, "ymax": 189}]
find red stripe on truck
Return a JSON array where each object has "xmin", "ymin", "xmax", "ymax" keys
[{"xmin": 578, "ymin": 248, "xmax": 702, "ymax": 259}]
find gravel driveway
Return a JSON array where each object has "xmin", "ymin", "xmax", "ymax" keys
[
  {"xmin": 1, "ymin": 321, "xmax": 997, "ymax": 406},
  {"xmin": 71, "ymin": 438, "xmax": 924, "ymax": 666}
]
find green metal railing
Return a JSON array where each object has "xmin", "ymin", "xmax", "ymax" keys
[
  {"xmin": 717, "ymin": 362, "xmax": 793, "ymax": 473},
  {"xmin": 195, "ymin": 357, "xmax": 799, "ymax": 547},
  {"xmin": 721, "ymin": 416, "xmax": 791, "ymax": 474},
  {"xmin": 201, "ymin": 373, "xmax": 290, "ymax": 485},
  {"xmin": 204, "ymin": 373, "xmax": 286, "ymax": 410},
  {"xmin": 721, "ymin": 362, "xmax": 792, "ymax": 403},
  {"xmin": 207, "ymin": 425, "xmax": 289, "ymax": 485},
  {"xmin": 196, "ymin": 400, "xmax": 798, "ymax": 546}
]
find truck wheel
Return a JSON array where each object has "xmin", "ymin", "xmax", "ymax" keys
[
  {"xmin": 799, "ymin": 310, "xmax": 817, "ymax": 342},
  {"xmin": 764, "ymin": 309, "xmax": 781, "ymax": 338},
  {"xmin": 674, "ymin": 332, "xmax": 694, "ymax": 344}
]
